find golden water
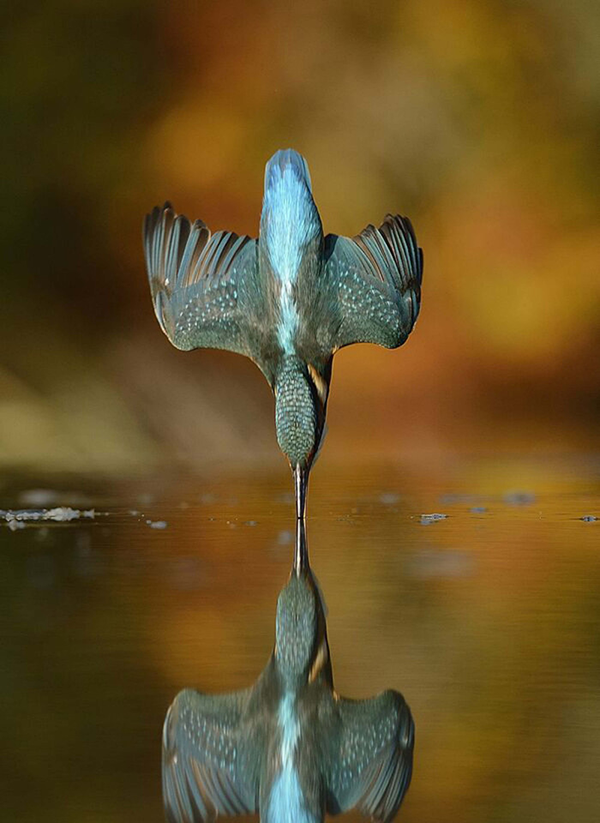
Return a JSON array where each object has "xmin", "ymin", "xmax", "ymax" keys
[{"xmin": 2, "ymin": 454, "xmax": 599, "ymax": 822}]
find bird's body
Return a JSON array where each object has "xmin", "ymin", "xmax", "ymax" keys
[
  {"xmin": 162, "ymin": 563, "xmax": 414, "ymax": 823},
  {"xmin": 149, "ymin": 150, "xmax": 418, "ymax": 821},
  {"xmin": 144, "ymin": 149, "xmax": 423, "ymax": 524}
]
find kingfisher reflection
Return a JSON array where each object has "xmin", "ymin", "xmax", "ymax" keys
[{"xmin": 161, "ymin": 522, "xmax": 414, "ymax": 823}]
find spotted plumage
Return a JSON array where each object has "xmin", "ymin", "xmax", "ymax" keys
[
  {"xmin": 162, "ymin": 567, "xmax": 414, "ymax": 823},
  {"xmin": 143, "ymin": 149, "xmax": 423, "ymax": 521}
]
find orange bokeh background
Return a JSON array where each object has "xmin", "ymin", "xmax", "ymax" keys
[{"xmin": 2, "ymin": 0, "xmax": 599, "ymax": 471}]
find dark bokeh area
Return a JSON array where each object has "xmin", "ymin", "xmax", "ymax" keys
[{"xmin": 2, "ymin": 0, "xmax": 599, "ymax": 472}]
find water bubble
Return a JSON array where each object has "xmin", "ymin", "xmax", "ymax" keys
[{"xmin": 420, "ymin": 513, "xmax": 448, "ymax": 525}]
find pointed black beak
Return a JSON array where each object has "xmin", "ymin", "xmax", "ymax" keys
[{"xmin": 293, "ymin": 464, "xmax": 309, "ymax": 576}]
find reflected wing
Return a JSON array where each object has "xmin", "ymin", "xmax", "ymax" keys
[
  {"xmin": 323, "ymin": 215, "xmax": 422, "ymax": 350},
  {"xmin": 162, "ymin": 688, "xmax": 259, "ymax": 823},
  {"xmin": 326, "ymin": 690, "xmax": 414, "ymax": 823},
  {"xmin": 144, "ymin": 203, "xmax": 261, "ymax": 357}
]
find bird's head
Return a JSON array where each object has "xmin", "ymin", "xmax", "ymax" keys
[
  {"xmin": 274, "ymin": 356, "xmax": 329, "ymax": 471},
  {"xmin": 275, "ymin": 572, "xmax": 328, "ymax": 686}
]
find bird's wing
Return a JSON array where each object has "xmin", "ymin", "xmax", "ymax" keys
[
  {"xmin": 322, "ymin": 215, "xmax": 422, "ymax": 350},
  {"xmin": 144, "ymin": 203, "xmax": 263, "ymax": 357},
  {"xmin": 162, "ymin": 688, "xmax": 259, "ymax": 823},
  {"xmin": 326, "ymin": 690, "xmax": 414, "ymax": 823}
]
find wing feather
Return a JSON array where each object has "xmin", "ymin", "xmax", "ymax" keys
[
  {"xmin": 144, "ymin": 203, "xmax": 261, "ymax": 356},
  {"xmin": 323, "ymin": 214, "xmax": 423, "ymax": 350},
  {"xmin": 162, "ymin": 688, "xmax": 259, "ymax": 823},
  {"xmin": 326, "ymin": 689, "xmax": 414, "ymax": 823}
]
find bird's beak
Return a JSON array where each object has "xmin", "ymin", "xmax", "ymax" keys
[
  {"xmin": 293, "ymin": 465, "xmax": 309, "ymax": 576},
  {"xmin": 294, "ymin": 464, "xmax": 308, "ymax": 522}
]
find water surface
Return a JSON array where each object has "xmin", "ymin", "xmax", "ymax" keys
[{"xmin": 2, "ymin": 454, "xmax": 600, "ymax": 822}]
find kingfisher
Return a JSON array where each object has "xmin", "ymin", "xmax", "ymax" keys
[
  {"xmin": 161, "ymin": 521, "xmax": 414, "ymax": 823},
  {"xmin": 144, "ymin": 150, "xmax": 423, "ymax": 521}
]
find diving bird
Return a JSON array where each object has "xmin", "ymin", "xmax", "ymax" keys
[
  {"xmin": 161, "ymin": 524, "xmax": 415, "ymax": 823},
  {"xmin": 144, "ymin": 149, "xmax": 423, "ymax": 521}
]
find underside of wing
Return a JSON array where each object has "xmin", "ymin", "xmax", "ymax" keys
[
  {"xmin": 323, "ymin": 214, "xmax": 423, "ymax": 350},
  {"xmin": 326, "ymin": 690, "xmax": 414, "ymax": 823},
  {"xmin": 143, "ymin": 203, "xmax": 261, "ymax": 357},
  {"xmin": 162, "ymin": 688, "xmax": 259, "ymax": 823}
]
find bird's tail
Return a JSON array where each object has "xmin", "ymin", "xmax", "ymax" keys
[{"xmin": 264, "ymin": 148, "xmax": 312, "ymax": 193}]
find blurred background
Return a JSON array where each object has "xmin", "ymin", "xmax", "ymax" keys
[
  {"xmin": 2, "ymin": 4, "xmax": 600, "ymax": 823},
  {"xmin": 2, "ymin": 0, "xmax": 599, "ymax": 473}
]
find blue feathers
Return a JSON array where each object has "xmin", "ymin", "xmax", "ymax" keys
[
  {"xmin": 260, "ymin": 150, "xmax": 322, "ymax": 354},
  {"xmin": 261, "ymin": 150, "xmax": 321, "ymax": 280},
  {"xmin": 264, "ymin": 148, "xmax": 313, "ymax": 193}
]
